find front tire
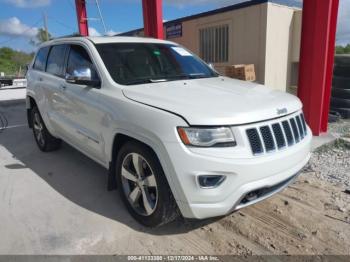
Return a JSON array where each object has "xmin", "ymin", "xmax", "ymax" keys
[
  {"xmin": 31, "ymin": 106, "xmax": 61, "ymax": 152},
  {"xmin": 116, "ymin": 141, "xmax": 179, "ymax": 227}
]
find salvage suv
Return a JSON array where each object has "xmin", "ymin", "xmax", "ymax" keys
[{"xmin": 26, "ymin": 36, "xmax": 311, "ymax": 227}]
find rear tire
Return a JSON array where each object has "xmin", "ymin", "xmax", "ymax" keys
[
  {"xmin": 330, "ymin": 107, "xmax": 350, "ymax": 119},
  {"xmin": 331, "ymin": 88, "xmax": 350, "ymax": 99},
  {"xmin": 331, "ymin": 97, "xmax": 350, "ymax": 108},
  {"xmin": 31, "ymin": 107, "xmax": 61, "ymax": 152},
  {"xmin": 333, "ymin": 76, "xmax": 350, "ymax": 90},
  {"xmin": 334, "ymin": 65, "xmax": 350, "ymax": 77},
  {"xmin": 115, "ymin": 141, "xmax": 179, "ymax": 227},
  {"xmin": 335, "ymin": 55, "xmax": 350, "ymax": 66}
]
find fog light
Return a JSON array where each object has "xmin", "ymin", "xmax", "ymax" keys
[{"xmin": 198, "ymin": 175, "xmax": 226, "ymax": 188}]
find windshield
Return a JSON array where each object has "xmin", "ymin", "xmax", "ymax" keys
[{"xmin": 95, "ymin": 43, "xmax": 219, "ymax": 85}]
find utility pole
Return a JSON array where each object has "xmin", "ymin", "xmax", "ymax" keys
[{"xmin": 43, "ymin": 12, "xmax": 49, "ymax": 41}]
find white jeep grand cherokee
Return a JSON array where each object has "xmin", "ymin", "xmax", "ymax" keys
[{"xmin": 26, "ymin": 36, "xmax": 311, "ymax": 227}]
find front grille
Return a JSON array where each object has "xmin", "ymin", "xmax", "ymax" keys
[
  {"xmin": 290, "ymin": 118, "xmax": 300, "ymax": 143},
  {"xmin": 282, "ymin": 120, "xmax": 294, "ymax": 146},
  {"xmin": 272, "ymin": 123, "xmax": 286, "ymax": 149},
  {"xmin": 260, "ymin": 126, "xmax": 275, "ymax": 152},
  {"xmin": 246, "ymin": 128, "xmax": 263, "ymax": 155},
  {"xmin": 295, "ymin": 115, "xmax": 304, "ymax": 139},
  {"xmin": 246, "ymin": 113, "xmax": 307, "ymax": 155}
]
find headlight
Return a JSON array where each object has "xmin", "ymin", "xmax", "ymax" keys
[{"xmin": 177, "ymin": 127, "xmax": 236, "ymax": 147}]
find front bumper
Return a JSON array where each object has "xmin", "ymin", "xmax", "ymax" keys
[{"xmin": 162, "ymin": 113, "xmax": 312, "ymax": 219}]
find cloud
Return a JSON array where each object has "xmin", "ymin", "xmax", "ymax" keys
[
  {"xmin": 3, "ymin": 0, "xmax": 51, "ymax": 8},
  {"xmin": 88, "ymin": 27, "xmax": 120, "ymax": 36},
  {"xmin": 336, "ymin": 0, "xmax": 350, "ymax": 45},
  {"xmin": 0, "ymin": 17, "xmax": 38, "ymax": 37},
  {"xmin": 88, "ymin": 27, "xmax": 101, "ymax": 37},
  {"xmin": 106, "ymin": 30, "xmax": 120, "ymax": 36}
]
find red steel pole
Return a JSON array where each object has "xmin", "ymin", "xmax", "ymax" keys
[
  {"xmin": 297, "ymin": 0, "xmax": 339, "ymax": 136},
  {"xmin": 142, "ymin": 0, "xmax": 164, "ymax": 39},
  {"xmin": 75, "ymin": 0, "xmax": 89, "ymax": 36}
]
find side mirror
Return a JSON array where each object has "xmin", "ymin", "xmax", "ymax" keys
[{"xmin": 66, "ymin": 67, "xmax": 100, "ymax": 88}]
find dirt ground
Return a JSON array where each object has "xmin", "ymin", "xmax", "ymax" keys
[
  {"xmin": 0, "ymin": 100, "xmax": 349, "ymax": 255},
  {"xmin": 183, "ymin": 173, "xmax": 350, "ymax": 255}
]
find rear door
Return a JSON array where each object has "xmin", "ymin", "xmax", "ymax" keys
[
  {"xmin": 26, "ymin": 46, "xmax": 50, "ymax": 122},
  {"xmin": 43, "ymin": 44, "xmax": 71, "ymax": 137}
]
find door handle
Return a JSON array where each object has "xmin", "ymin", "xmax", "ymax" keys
[
  {"xmin": 39, "ymin": 77, "xmax": 43, "ymax": 81},
  {"xmin": 59, "ymin": 84, "xmax": 66, "ymax": 90}
]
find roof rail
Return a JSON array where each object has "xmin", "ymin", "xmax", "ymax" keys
[{"xmin": 52, "ymin": 33, "xmax": 83, "ymax": 40}]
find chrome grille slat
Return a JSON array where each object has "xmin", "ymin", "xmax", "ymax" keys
[
  {"xmin": 272, "ymin": 123, "xmax": 286, "ymax": 149},
  {"xmin": 295, "ymin": 115, "xmax": 304, "ymax": 139},
  {"xmin": 282, "ymin": 120, "xmax": 294, "ymax": 146},
  {"xmin": 289, "ymin": 118, "xmax": 300, "ymax": 143},
  {"xmin": 300, "ymin": 113, "xmax": 307, "ymax": 134},
  {"xmin": 246, "ymin": 113, "xmax": 307, "ymax": 156},
  {"xmin": 256, "ymin": 128, "xmax": 267, "ymax": 153}
]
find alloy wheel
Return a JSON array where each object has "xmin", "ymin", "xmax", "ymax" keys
[
  {"xmin": 33, "ymin": 112, "xmax": 45, "ymax": 147},
  {"xmin": 121, "ymin": 153, "xmax": 158, "ymax": 216}
]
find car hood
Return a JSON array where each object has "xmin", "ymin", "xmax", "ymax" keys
[{"xmin": 122, "ymin": 77, "xmax": 302, "ymax": 125}]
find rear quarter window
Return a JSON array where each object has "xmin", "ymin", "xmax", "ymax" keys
[{"xmin": 33, "ymin": 46, "xmax": 50, "ymax": 71}]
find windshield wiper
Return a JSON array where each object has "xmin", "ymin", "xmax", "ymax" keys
[
  {"xmin": 124, "ymin": 78, "xmax": 168, "ymax": 85},
  {"xmin": 124, "ymin": 79, "xmax": 151, "ymax": 85},
  {"xmin": 124, "ymin": 73, "xmax": 216, "ymax": 85},
  {"xmin": 165, "ymin": 73, "xmax": 215, "ymax": 80}
]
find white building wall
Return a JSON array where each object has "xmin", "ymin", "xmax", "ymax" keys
[{"xmin": 264, "ymin": 3, "xmax": 298, "ymax": 91}]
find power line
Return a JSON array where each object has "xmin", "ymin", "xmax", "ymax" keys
[
  {"xmin": 95, "ymin": 0, "xmax": 107, "ymax": 34},
  {"xmin": 66, "ymin": 0, "xmax": 76, "ymax": 11},
  {"xmin": 47, "ymin": 16, "xmax": 76, "ymax": 31}
]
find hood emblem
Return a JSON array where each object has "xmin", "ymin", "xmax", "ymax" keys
[{"xmin": 277, "ymin": 108, "xmax": 288, "ymax": 115}]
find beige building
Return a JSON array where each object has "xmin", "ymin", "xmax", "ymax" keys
[{"xmin": 120, "ymin": 0, "xmax": 302, "ymax": 92}]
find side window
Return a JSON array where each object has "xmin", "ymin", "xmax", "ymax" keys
[
  {"xmin": 46, "ymin": 45, "xmax": 67, "ymax": 77},
  {"xmin": 66, "ymin": 45, "xmax": 99, "ymax": 80},
  {"xmin": 33, "ymin": 46, "xmax": 50, "ymax": 71}
]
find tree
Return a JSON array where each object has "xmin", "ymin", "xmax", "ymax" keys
[
  {"xmin": 0, "ymin": 47, "xmax": 33, "ymax": 76},
  {"xmin": 30, "ymin": 28, "xmax": 52, "ymax": 46},
  {"xmin": 335, "ymin": 44, "xmax": 350, "ymax": 54}
]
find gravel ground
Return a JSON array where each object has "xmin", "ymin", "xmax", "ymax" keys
[
  {"xmin": 306, "ymin": 119, "xmax": 350, "ymax": 188},
  {"xmin": 328, "ymin": 118, "xmax": 350, "ymax": 135},
  {"xmin": 307, "ymin": 139, "xmax": 350, "ymax": 187}
]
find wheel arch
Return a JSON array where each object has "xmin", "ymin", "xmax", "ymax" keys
[
  {"xmin": 108, "ymin": 132, "xmax": 162, "ymax": 190},
  {"xmin": 26, "ymin": 95, "xmax": 37, "ymax": 128},
  {"xmin": 107, "ymin": 131, "xmax": 181, "ymax": 202}
]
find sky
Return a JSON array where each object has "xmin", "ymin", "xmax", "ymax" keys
[{"xmin": 0, "ymin": 0, "xmax": 349, "ymax": 52}]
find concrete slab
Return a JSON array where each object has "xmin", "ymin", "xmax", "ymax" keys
[
  {"xmin": 0, "ymin": 100, "xmax": 215, "ymax": 255},
  {"xmin": 311, "ymin": 133, "xmax": 338, "ymax": 151},
  {"xmin": 0, "ymin": 88, "xmax": 26, "ymax": 102}
]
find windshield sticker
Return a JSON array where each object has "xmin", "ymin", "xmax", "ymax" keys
[{"xmin": 171, "ymin": 47, "xmax": 192, "ymax": 56}]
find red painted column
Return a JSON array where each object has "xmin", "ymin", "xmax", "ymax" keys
[
  {"xmin": 298, "ymin": 0, "xmax": 339, "ymax": 136},
  {"xmin": 75, "ymin": 0, "xmax": 89, "ymax": 36},
  {"xmin": 142, "ymin": 0, "xmax": 164, "ymax": 39}
]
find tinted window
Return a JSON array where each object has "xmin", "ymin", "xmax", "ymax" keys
[
  {"xmin": 33, "ymin": 46, "xmax": 50, "ymax": 71},
  {"xmin": 46, "ymin": 45, "xmax": 67, "ymax": 77},
  {"xmin": 66, "ymin": 45, "xmax": 98, "ymax": 79},
  {"xmin": 96, "ymin": 43, "xmax": 218, "ymax": 85}
]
